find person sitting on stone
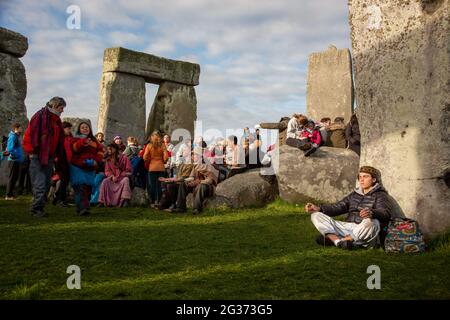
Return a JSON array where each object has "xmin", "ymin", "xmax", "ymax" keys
[
  {"xmin": 160, "ymin": 163, "xmax": 195, "ymax": 212},
  {"xmin": 175, "ymin": 138, "xmax": 192, "ymax": 166},
  {"xmin": 326, "ymin": 117, "xmax": 347, "ymax": 149},
  {"xmin": 299, "ymin": 120, "xmax": 322, "ymax": 157},
  {"xmin": 171, "ymin": 147, "xmax": 219, "ymax": 214},
  {"xmin": 305, "ymin": 166, "xmax": 392, "ymax": 250},
  {"xmin": 345, "ymin": 114, "xmax": 361, "ymax": 156},
  {"xmin": 123, "ymin": 136, "xmax": 141, "ymax": 160},
  {"xmin": 318, "ymin": 117, "xmax": 331, "ymax": 147},
  {"xmin": 98, "ymin": 143, "xmax": 132, "ymax": 208},
  {"xmin": 285, "ymin": 114, "xmax": 310, "ymax": 151}
]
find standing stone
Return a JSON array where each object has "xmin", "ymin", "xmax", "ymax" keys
[
  {"xmin": 98, "ymin": 72, "xmax": 146, "ymax": 144},
  {"xmin": 62, "ymin": 117, "xmax": 92, "ymax": 135},
  {"xmin": 146, "ymin": 81, "xmax": 197, "ymax": 142},
  {"xmin": 0, "ymin": 53, "xmax": 28, "ymax": 138},
  {"xmin": 98, "ymin": 47, "xmax": 199, "ymax": 145},
  {"xmin": 0, "ymin": 27, "xmax": 28, "ymax": 58},
  {"xmin": 0, "ymin": 28, "xmax": 28, "ymax": 187},
  {"xmin": 306, "ymin": 45, "xmax": 354, "ymax": 122},
  {"xmin": 349, "ymin": 0, "xmax": 450, "ymax": 235}
]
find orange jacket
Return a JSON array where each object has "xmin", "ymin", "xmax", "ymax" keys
[{"xmin": 143, "ymin": 144, "xmax": 168, "ymax": 172}]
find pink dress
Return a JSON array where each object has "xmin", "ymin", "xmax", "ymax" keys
[{"xmin": 98, "ymin": 154, "xmax": 132, "ymax": 206}]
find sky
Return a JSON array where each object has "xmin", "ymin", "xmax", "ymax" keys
[{"xmin": 0, "ymin": 0, "xmax": 351, "ymax": 147}]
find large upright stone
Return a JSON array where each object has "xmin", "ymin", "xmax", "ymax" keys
[
  {"xmin": 103, "ymin": 47, "xmax": 200, "ymax": 86},
  {"xmin": 349, "ymin": 0, "xmax": 450, "ymax": 235},
  {"xmin": 98, "ymin": 72, "xmax": 146, "ymax": 143},
  {"xmin": 146, "ymin": 81, "xmax": 197, "ymax": 142},
  {"xmin": 0, "ymin": 27, "xmax": 28, "ymax": 58},
  {"xmin": 0, "ymin": 53, "xmax": 28, "ymax": 138},
  {"xmin": 306, "ymin": 45, "xmax": 354, "ymax": 122}
]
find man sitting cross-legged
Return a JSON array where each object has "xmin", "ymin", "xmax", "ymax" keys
[{"xmin": 305, "ymin": 166, "xmax": 391, "ymax": 250}]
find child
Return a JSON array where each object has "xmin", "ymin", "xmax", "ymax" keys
[{"xmin": 300, "ymin": 120, "xmax": 321, "ymax": 157}]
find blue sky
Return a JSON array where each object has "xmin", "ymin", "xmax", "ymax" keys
[{"xmin": 0, "ymin": 0, "xmax": 350, "ymax": 146}]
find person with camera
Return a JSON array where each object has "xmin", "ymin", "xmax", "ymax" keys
[{"xmin": 305, "ymin": 166, "xmax": 392, "ymax": 250}]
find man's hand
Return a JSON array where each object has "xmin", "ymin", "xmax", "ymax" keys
[
  {"xmin": 305, "ymin": 202, "xmax": 320, "ymax": 213},
  {"xmin": 187, "ymin": 179, "xmax": 200, "ymax": 188},
  {"xmin": 359, "ymin": 208, "xmax": 373, "ymax": 219}
]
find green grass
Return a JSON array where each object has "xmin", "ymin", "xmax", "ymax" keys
[{"xmin": 0, "ymin": 195, "xmax": 449, "ymax": 300}]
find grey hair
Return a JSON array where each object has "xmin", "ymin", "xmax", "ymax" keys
[{"xmin": 46, "ymin": 96, "xmax": 66, "ymax": 109}]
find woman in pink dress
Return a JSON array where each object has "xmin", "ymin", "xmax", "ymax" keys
[{"xmin": 98, "ymin": 143, "xmax": 132, "ymax": 207}]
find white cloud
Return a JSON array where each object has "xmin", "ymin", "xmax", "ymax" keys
[{"xmin": 0, "ymin": 0, "xmax": 351, "ymax": 136}]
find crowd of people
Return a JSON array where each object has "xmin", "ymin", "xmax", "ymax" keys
[
  {"xmin": 1, "ymin": 97, "xmax": 393, "ymax": 251},
  {"xmin": 1, "ymin": 97, "xmax": 267, "ymax": 217},
  {"xmin": 285, "ymin": 113, "xmax": 361, "ymax": 156}
]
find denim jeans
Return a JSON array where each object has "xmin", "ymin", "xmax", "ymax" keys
[{"xmin": 29, "ymin": 157, "xmax": 54, "ymax": 212}]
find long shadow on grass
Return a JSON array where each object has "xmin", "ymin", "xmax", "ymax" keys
[{"xmin": 33, "ymin": 247, "xmax": 450, "ymax": 300}]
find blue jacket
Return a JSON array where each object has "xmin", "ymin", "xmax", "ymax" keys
[{"xmin": 7, "ymin": 131, "xmax": 24, "ymax": 163}]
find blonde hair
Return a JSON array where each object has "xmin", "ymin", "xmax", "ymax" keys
[
  {"xmin": 148, "ymin": 131, "xmax": 162, "ymax": 149},
  {"xmin": 127, "ymin": 136, "xmax": 137, "ymax": 144}
]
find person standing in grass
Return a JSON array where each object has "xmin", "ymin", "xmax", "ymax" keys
[
  {"xmin": 305, "ymin": 166, "xmax": 391, "ymax": 250},
  {"xmin": 69, "ymin": 122, "xmax": 104, "ymax": 216},
  {"xmin": 98, "ymin": 143, "xmax": 132, "ymax": 208},
  {"xmin": 5, "ymin": 123, "xmax": 25, "ymax": 200},
  {"xmin": 144, "ymin": 131, "xmax": 169, "ymax": 208},
  {"xmin": 22, "ymin": 97, "xmax": 67, "ymax": 218}
]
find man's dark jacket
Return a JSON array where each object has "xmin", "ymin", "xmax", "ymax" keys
[{"xmin": 319, "ymin": 183, "xmax": 392, "ymax": 225}]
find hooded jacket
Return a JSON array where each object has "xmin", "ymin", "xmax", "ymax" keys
[
  {"xmin": 319, "ymin": 183, "xmax": 392, "ymax": 224},
  {"xmin": 22, "ymin": 107, "xmax": 65, "ymax": 166},
  {"xmin": 6, "ymin": 131, "xmax": 24, "ymax": 163}
]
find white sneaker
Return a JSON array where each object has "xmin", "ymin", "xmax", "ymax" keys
[{"xmin": 4, "ymin": 196, "xmax": 16, "ymax": 200}]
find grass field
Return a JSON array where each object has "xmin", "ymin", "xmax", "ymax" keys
[{"xmin": 0, "ymin": 193, "xmax": 449, "ymax": 300}]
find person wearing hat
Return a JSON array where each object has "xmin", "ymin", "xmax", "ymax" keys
[
  {"xmin": 113, "ymin": 135, "xmax": 126, "ymax": 153},
  {"xmin": 171, "ymin": 146, "xmax": 219, "ymax": 214},
  {"xmin": 305, "ymin": 166, "xmax": 392, "ymax": 250}
]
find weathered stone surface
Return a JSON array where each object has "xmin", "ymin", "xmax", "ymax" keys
[
  {"xmin": 200, "ymin": 169, "xmax": 279, "ymax": 209},
  {"xmin": 146, "ymin": 81, "xmax": 197, "ymax": 142},
  {"xmin": 0, "ymin": 27, "xmax": 28, "ymax": 58},
  {"xmin": 0, "ymin": 53, "xmax": 28, "ymax": 138},
  {"xmin": 0, "ymin": 160, "xmax": 9, "ymax": 187},
  {"xmin": 277, "ymin": 145, "xmax": 359, "ymax": 204},
  {"xmin": 130, "ymin": 187, "xmax": 148, "ymax": 207},
  {"xmin": 306, "ymin": 45, "xmax": 354, "ymax": 122},
  {"xmin": 61, "ymin": 117, "xmax": 92, "ymax": 135},
  {"xmin": 98, "ymin": 72, "xmax": 146, "ymax": 144},
  {"xmin": 349, "ymin": 0, "xmax": 450, "ymax": 235},
  {"xmin": 102, "ymin": 47, "xmax": 200, "ymax": 86},
  {"xmin": 260, "ymin": 117, "xmax": 290, "ymax": 146}
]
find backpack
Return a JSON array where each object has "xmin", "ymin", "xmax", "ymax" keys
[{"xmin": 384, "ymin": 218, "xmax": 426, "ymax": 253}]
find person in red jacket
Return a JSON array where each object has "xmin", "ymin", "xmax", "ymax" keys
[
  {"xmin": 69, "ymin": 122, "xmax": 104, "ymax": 216},
  {"xmin": 299, "ymin": 120, "xmax": 322, "ymax": 157},
  {"xmin": 22, "ymin": 97, "xmax": 66, "ymax": 217}
]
